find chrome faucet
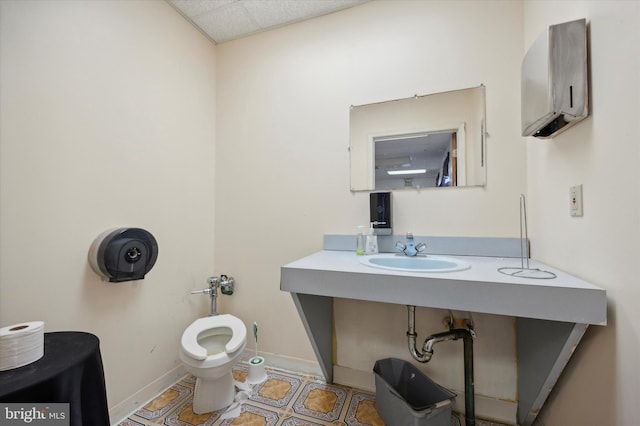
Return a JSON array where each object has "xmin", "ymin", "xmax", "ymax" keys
[{"xmin": 395, "ymin": 233, "xmax": 426, "ymax": 257}]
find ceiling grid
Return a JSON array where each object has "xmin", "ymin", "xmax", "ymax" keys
[{"xmin": 167, "ymin": 0, "xmax": 369, "ymax": 44}]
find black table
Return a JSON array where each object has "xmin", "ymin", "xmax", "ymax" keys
[{"xmin": 0, "ymin": 331, "xmax": 110, "ymax": 426}]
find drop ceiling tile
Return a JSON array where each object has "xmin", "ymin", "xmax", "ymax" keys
[
  {"xmin": 168, "ymin": 0, "xmax": 370, "ymax": 43},
  {"xmin": 243, "ymin": 0, "xmax": 365, "ymax": 28},
  {"xmin": 168, "ymin": 0, "xmax": 236, "ymax": 18},
  {"xmin": 191, "ymin": 3, "xmax": 260, "ymax": 43}
]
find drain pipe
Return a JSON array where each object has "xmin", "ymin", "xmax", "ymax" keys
[{"xmin": 407, "ymin": 305, "xmax": 475, "ymax": 426}]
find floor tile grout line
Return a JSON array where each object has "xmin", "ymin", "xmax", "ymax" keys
[
  {"xmin": 119, "ymin": 365, "xmax": 512, "ymax": 426},
  {"xmin": 137, "ymin": 371, "xmax": 361, "ymax": 426}
]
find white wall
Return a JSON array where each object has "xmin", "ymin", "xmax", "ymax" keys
[
  {"xmin": 4, "ymin": 0, "xmax": 635, "ymax": 423},
  {"xmin": 215, "ymin": 1, "xmax": 524, "ymax": 421},
  {"xmin": 524, "ymin": 2, "xmax": 640, "ymax": 425},
  {"xmin": 0, "ymin": 0, "xmax": 217, "ymax": 415}
]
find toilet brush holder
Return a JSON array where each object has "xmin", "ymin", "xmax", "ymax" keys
[{"xmin": 247, "ymin": 356, "xmax": 267, "ymax": 384}]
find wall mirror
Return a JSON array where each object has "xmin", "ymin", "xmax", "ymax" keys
[{"xmin": 350, "ymin": 85, "xmax": 486, "ymax": 191}]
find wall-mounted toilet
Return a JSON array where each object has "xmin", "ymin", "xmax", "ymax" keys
[{"xmin": 180, "ymin": 314, "xmax": 247, "ymax": 413}]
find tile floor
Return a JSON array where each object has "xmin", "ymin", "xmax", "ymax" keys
[{"xmin": 117, "ymin": 363, "xmax": 510, "ymax": 426}]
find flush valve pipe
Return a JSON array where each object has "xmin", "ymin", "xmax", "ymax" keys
[
  {"xmin": 190, "ymin": 275, "xmax": 235, "ymax": 316},
  {"xmin": 406, "ymin": 305, "xmax": 476, "ymax": 426}
]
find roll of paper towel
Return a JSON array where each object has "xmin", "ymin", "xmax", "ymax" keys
[{"xmin": 0, "ymin": 321, "xmax": 44, "ymax": 371}]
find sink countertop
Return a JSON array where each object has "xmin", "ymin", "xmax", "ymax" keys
[{"xmin": 280, "ymin": 250, "xmax": 607, "ymax": 325}]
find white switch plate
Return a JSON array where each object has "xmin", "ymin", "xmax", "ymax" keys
[{"xmin": 570, "ymin": 184, "xmax": 583, "ymax": 217}]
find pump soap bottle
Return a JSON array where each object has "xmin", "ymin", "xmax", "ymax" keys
[
  {"xmin": 356, "ymin": 226, "xmax": 366, "ymax": 256},
  {"xmin": 364, "ymin": 223, "xmax": 378, "ymax": 255}
]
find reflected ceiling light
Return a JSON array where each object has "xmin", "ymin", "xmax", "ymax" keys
[
  {"xmin": 387, "ymin": 169, "xmax": 427, "ymax": 175},
  {"xmin": 376, "ymin": 156, "xmax": 412, "ymax": 167}
]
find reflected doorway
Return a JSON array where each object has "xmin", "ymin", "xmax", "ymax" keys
[{"xmin": 373, "ymin": 129, "xmax": 462, "ymax": 190}]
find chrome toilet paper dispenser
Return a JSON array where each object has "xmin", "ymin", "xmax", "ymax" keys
[{"xmin": 88, "ymin": 227, "xmax": 158, "ymax": 282}]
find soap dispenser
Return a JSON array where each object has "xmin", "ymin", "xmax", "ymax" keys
[
  {"xmin": 365, "ymin": 223, "xmax": 378, "ymax": 255},
  {"xmin": 356, "ymin": 226, "xmax": 366, "ymax": 256},
  {"xmin": 370, "ymin": 192, "xmax": 392, "ymax": 235}
]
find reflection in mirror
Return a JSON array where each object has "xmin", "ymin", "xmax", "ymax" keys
[
  {"xmin": 374, "ymin": 127, "xmax": 462, "ymax": 190},
  {"xmin": 350, "ymin": 85, "xmax": 486, "ymax": 191}
]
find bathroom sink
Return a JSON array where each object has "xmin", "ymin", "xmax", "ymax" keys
[{"xmin": 360, "ymin": 254, "xmax": 471, "ymax": 273}]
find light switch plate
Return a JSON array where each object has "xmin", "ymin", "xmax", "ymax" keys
[{"xmin": 570, "ymin": 184, "xmax": 583, "ymax": 217}]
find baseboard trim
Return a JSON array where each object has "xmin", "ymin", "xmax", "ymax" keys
[
  {"xmin": 239, "ymin": 349, "xmax": 324, "ymax": 378},
  {"xmin": 109, "ymin": 364, "xmax": 187, "ymax": 426},
  {"xmin": 333, "ymin": 365, "xmax": 375, "ymax": 391}
]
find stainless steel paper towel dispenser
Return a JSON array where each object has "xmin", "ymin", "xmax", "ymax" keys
[
  {"xmin": 521, "ymin": 18, "xmax": 589, "ymax": 139},
  {"xmin": 88, "ymin": 227, "xmax": 158, "ymax": 282}
]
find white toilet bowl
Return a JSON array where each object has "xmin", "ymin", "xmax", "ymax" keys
[{"xmin": 179, "ymin": 314, "xmax": 247, "ymax": 414}]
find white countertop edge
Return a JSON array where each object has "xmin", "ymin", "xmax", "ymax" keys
[{"xmin": 280, "ymin": 250, "xmax": 607, "ymax": 325}]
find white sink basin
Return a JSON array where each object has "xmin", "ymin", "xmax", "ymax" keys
[{"xmin": 360, "ymin": 253, "xmax": 471, "ymax": 273}]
